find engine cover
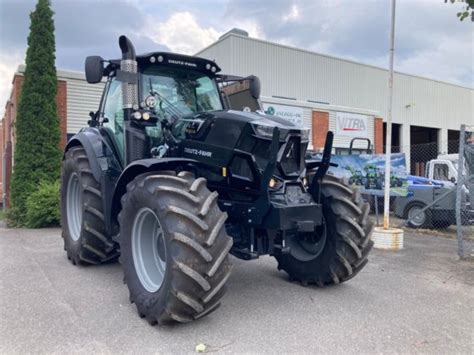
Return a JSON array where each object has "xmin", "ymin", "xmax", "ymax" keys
[{"xmin": 176, "ymin": 110, "xmax": 308, "ymax": 180}]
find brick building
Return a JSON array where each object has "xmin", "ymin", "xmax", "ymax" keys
[{"xmin": 1, "ymin": 65, "xmax": 103, "ymax": 207}]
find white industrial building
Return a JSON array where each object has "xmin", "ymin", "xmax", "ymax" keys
[{"xmin": 198, "ymin": 29, "xmax": 474, "ymax": 170}]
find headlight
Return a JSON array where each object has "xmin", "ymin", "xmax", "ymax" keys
[
  {"xmin": 253, "ymin": 122, "xmax": 309, "ymax": 141},
  {"xmin": 268, "ymin": 177, "xmax": 283, "ymax": 190},
  {"xmin": 254, "ymin": 124, "xmax": 275, "ymax": 138}
]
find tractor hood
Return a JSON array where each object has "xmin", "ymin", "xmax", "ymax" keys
[
  {"xmin": 177, "ymin": 109, "xmax": 309, "ymax": 144},
  {"xmin": 177, "ymin": 109, "xmax": 309, "ymax": 179}
]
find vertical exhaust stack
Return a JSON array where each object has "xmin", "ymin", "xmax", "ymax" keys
[
  {"xmin": 119, "ymin": 35, "xmax": 138, "ymax": 116},
  {"xmin": 118, "ymin": 35, "xmax": 145, "ymax": 164}
]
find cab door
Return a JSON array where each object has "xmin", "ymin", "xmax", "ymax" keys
[{"xmin": 101, "ymin": 77, "xmax": 125, "ymax": 164}]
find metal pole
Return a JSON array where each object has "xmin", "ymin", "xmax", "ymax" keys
[
  {"xmin": 384, "ymin": 0, "xmax": 396, "ymax": 229},
  {"xmin": 455, "ymin": 124, "xmax": 465, "ymax": 258}
]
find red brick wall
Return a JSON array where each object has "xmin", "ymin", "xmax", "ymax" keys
[
  {"xmin": 0, "ymin": 122, "xmax": 3, "ymax": 199},
  {"xmin": 374, "ymin": 117, "xmax": 384, "ymax": 154},
  {"xmin": 9, "ymin": 75, "xmax": 67, "ymax": 148},
  {"xmin": 57, "ymin": 80, "xmax": 68, "ymax": 148},
  {"xmin": 1, "ymin": 74, "xmax": 67, "ymax": 208},
  {"xmin": 311, "ymin": 111, "xmax": 329, "ymax": 151}
]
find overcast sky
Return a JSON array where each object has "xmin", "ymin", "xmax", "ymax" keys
[{"xmin": 0, "ymin": 0, "xmax": 472, "ymax": 114}]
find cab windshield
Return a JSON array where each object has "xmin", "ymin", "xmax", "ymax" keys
[{"xmin": 141, "ymin": 66, "xmax": 223, "ymax": 115}]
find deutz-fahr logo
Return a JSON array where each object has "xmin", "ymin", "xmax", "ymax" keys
[
  {"xmin": 168, "ymin": 59, "xmax": 197, "ymax": 68},
  {"xmin": 184, "ymin": 147, "xmax": 212, "ymax": 158}
]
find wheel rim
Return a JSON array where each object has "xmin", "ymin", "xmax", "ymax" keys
[
  {"xmin": 67, "ymin": 173, "xmax": 82, "ymax": 241},
  {"xmin": 287, "ymin": 218, "xmax": 327, "ymax": 262},
  {"xmin": 132, "ymin": 208, "xmax": 167, "ymax": 293},
  {"xmin": 408, "ymin": 206, "xmax": 426, "ymax": 227}
]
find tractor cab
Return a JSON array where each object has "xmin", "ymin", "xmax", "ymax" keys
[{"xmin": 86, "ymin": 49, "xmax": 262, "ymax": 166}]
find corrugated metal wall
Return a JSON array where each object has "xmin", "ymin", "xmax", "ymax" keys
[
  {"xmin": 198, "ymin": 34, "xmax": 473, "ymax": 131},
  {"xmin": 61, "ymin": 73, "xmax": 104, "ymax": 134}
]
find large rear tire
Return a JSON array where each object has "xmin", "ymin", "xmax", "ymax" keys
[
  {"xmin": 60, "ymin": 146, "xmax": 119, "ymax": 265},
  {"xmin": 275, "ymin": 175, "xmax": 374, "ymax": 286},
  {"xmin": 119, "ymin": 171, "xmax": 233, "ymax": 325}
]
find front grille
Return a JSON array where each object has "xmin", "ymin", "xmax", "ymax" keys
[{"xmin": 280, "ymin": 137, "xmax": 301, "ymax": 175}]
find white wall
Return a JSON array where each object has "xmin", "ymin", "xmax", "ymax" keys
[
  {"xmin": 198, "ymin": 34, "xmax": 474, "ymax": 133},
  {"xmin": 261, "ymin": 96, "xmax": 379, "ymax": 150}
]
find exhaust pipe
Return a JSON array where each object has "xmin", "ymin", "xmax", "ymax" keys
[
  {"xmin": 118, "ymin": 35, "xmax": 138, "ymax": 111},
  {"xmin": 118, "ymin": 35, "xmax": 142, "ymax": 164},
  {"xmin": 119, "ymin": 35, "xmax": 136, "ymax": 60}
]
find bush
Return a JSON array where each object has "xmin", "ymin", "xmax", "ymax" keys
[{"xmin": 25, "ymin": 180, "xmax": 60, "ymax": 228}]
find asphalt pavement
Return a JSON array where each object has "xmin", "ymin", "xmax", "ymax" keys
[{"xmin": 0, "ymin": 226, "xmax": 472, "ymax": 354}]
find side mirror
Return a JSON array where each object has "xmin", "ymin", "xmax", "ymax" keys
[
  {"xmin": 85, "ymin": 56, "xmax": 104, "ymax": 84},
  {"xmin": 450, "ymin": 176, "xmax": 456, "ymax": 183},
  {"xmin": 248, "ymin": 75, "xmax": 261, "ymax": 100}
]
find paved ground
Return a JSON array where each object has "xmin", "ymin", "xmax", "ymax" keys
[{"xmin": 0, "ymin": 226, "xmax": 472, "ymax": 354}]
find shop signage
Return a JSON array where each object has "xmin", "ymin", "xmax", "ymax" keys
[
  {"xmin": 335, "ymin": 112, "xmax": 369, "ymax": 138},
  {"xmin": 263, "ymin": 103, "xmax": 303, "ymax": 126}
]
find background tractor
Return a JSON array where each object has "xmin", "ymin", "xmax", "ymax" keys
[
  {"xmin": 346, "ymin": 166, "xmax": 364, "ymax": 186},
  {"xmin": 61, "ymin": 35, "xmax": 373, "ymax": 325},
  {"xmin": 364, "ymin": 164, "xmax": 382, "ymax": 190}
]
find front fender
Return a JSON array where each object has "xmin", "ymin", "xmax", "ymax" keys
[{"xmin": 110, "ymin": 158, "xmax": 201, "ymax": 224}]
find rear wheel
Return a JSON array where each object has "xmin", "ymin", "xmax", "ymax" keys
[
  {"xmin": 119, "ymin": 171, "xmax": 233, "ymax": 325},
  {"xmin": 61, "ymin": 146, "xmax": 119, "ymax": 265},
  {"xmin": 275, "ymin": 175, "xmax": 374, "ymax": 286}
]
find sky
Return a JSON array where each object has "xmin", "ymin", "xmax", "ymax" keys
[{"xmin": 0, "ymin": 0, "xmax": 473, "ymax": 114}]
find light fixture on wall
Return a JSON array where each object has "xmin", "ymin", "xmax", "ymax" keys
[{"xmin": 405, "ymin": 103, "xmax": 416, "ymax": 108}]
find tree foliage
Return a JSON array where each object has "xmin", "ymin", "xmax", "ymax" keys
[
  {"xmin": 25, "ymin": 180, "xmax": 60, "ymax": 228},
  {"xmin": 9, "ymin": 0, "xmax": 61, "ymax": 226},
  {"xmin": 445, "ymin": 0, "xmax": 474, "ymax": 21}
]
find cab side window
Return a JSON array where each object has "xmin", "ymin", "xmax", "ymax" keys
[
  {"xmin": 433, "ymin": 163, "xmax": 449, "ymax": 181},
  {"xmin": 102, "ymin": 78, "xmax": 125, "ymax": 159}
]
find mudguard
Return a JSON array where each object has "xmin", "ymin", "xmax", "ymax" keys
[
  {"xmin": 110, "ymin": 157, "xmax": 201, "ymax": 227},
  {"xmin": 65, "ymin": 127, "xmax": 123, "ymax": 235},
  {"xmin": 64, "ymin": 128, "xmax": 121, "ymax": 182}
]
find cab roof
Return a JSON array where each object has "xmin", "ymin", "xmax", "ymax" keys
[{"xmin": 109, "ymin": 52, "xmax": 221, "ymax": 75}]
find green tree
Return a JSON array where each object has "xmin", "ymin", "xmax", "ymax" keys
[
  {"xmin": 445, "ymin": 0, "xmax": 474, "ymax": 21},
  {"xmin": 9, "ymin": 0, "xmax": 61, "ymax": 226}
]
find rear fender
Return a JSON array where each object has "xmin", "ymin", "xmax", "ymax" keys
[
  {"xmin": 65, "ymin": 128, "xmax": 123, "ymax": 235},
  {"xmin": 65, "ymin": 128, "xmax": 123, "ymax": 180}
]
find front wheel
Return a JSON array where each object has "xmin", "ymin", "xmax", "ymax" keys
[
  {"xmin": 119, "ymin": 171, "xmax": 233, "ymax": 325},
  {"xmin": 405, "ymin": 202, "xmax": 431, "ymax": 228},
  {"xmin": 275, "ymin": 175, "xmax": 374, "ymax": 286}
]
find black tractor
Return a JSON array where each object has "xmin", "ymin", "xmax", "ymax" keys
[{"xmin": 61, "ymin": 36, "xmax": 373, "ymax": 325}]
